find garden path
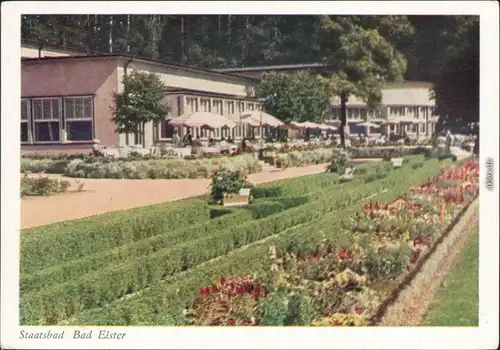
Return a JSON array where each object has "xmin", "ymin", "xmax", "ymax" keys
[{"xmin": 22, "ymin": 163, "xmax": 335, "ymax": 229}]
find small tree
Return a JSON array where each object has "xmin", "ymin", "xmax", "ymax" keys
[
  {"xmin": 257, "ymin": 71, "xmax": 332, "ymax": 124},
  {"xmin": 112, "ymin": 71, "xmax": 171, "ymax": 137}
]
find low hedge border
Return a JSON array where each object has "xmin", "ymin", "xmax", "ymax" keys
[
  {"xmin": 20, "ymin": 199, "xmax": 211, "ymax": 274},
  {"xmin": 63, "ymin": 158, "xmax": 447, "ymax": 326},
  {"xmin": 20, "ymin": 157, "xmax": 428, "ymax": 324}
]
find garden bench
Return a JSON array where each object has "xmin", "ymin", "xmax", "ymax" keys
[{"xmin": 391, "ymin": 158, "xmax": 403, "ymax": 168}]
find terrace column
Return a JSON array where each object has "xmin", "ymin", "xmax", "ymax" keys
[{"xmin": 143, "ymin": 121, "xmax": 154, "ymax": 148}]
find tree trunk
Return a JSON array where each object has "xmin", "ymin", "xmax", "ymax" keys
[
  {"xmin": 340, "ymin": 92, "xmax": 348, "ymax": 149},
  {"xmin": 108, "ymin": 15, "xmax": 113, "ymax": 53}
]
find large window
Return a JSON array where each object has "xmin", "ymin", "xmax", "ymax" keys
[
  {"xmin": 186, "ymin": 97, "xmax": 198, "ymax": 114},
  {"xmin": 200, "ymin": 99, "xmax": 211, "ymax": 112},
  {"xmin": 32, "ymin": 98, "xmax": 61, "ymax": 142},
  {"xmin": 21, "ymin": 99, "xmax": 30, "ymax": 143},
  {"xmin": 64, "ymin": 97, "xmax": 93, "ymax": 141},
  {"xmin": 213, "ymin": 99, "xmax": 223, "ymax": 115}
]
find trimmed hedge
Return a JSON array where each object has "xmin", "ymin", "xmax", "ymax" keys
[
  {"xmin": 20, "ymin": 199, "xmax": 211, "ymax": 274},
  {"xmin": 349, "ymin": 146, "xmax": 430, "ymax": 159},
  {"xmin": 20, "ymin": 158, "xmax": 424, "ymax": 324},
  {"xmin": 247, "ymin": 196, "xmax": 309, "ymax": 219},
  {"xmin": 65, "ymin": 158, "xmax": 449, "ymax": 326},
  {"xmin": 21, "ymin": 196, "xmax": 308, "ymax": 293}
]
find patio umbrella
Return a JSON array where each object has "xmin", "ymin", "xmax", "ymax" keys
[
  {"xmin": 320, "ymin": 124, "xmax": 338, "ymax": 131},
  {"xmin": 357, "ymin": 121, "xmax": 380, "ymax": 128},
  {"xmin": 238, "ymin": 117, "xmax": 261, "ymax": 127},
  {"xmin": 293, "ymin": 121, "xmax": 322, "ymax": 129},
  {"xmin": 169, "ymin": 111, "xmax": 236, "ymax": 129},
  {"xmin": 241, "ymin": 111, "xmax": 284, "ymax": 127}
]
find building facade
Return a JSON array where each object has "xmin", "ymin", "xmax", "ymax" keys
[
  {"xmin": 329, "ymin": 82, "xmax": 438, "ymax": 138},
  {"xmin": 21, "ymin": 55, "xmax": 260, "ymax": 154},
  {"xmin": 219, "ymin": 64, "xmax": 439, "ymax": 139}
]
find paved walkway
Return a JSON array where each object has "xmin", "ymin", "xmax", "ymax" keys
[{"xmin": 21, "ymin": 163, "xmax": 332, "ymax": 229}]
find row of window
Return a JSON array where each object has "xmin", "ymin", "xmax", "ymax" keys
[
  {"xmin": 160, "ymin": 122, "xmax": 261, "ymax": 140},
  {"xmin": 21, "ymin": 97, "xmax": 93, "ymax": 144},
  {"xmin": 350, "ymin": 123, "xmax": 429, "ymax": 135},
  {"xmin": 184, "ymin": 97, "xmax": 258, "ymax": 116},
  {"xmin": 331, "ymin": 106, "xmax": 436, "ymax": 120}
]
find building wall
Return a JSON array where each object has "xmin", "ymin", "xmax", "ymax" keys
[
  {"xmin": 120, "ymin": 60, "xmax": 255, "ymax": 98},
  {"xmin": 116, "ymin": 59, "xmax": 259, "ymax": 146},
  {"xmin": 327, "ymin": 83, "xmax": 438, "ymax": 138},
  {"xmin": 21, "ymin": 57, "xmax": 120, "ymax": 151}
]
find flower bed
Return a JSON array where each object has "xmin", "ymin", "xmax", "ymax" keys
[
  {"xmin": 21, "ymin": 147, "xmax": 336, "ymax": 178},
  {"xmin": 181, "ymin": 159, "xmax": 478, "ymax": 326},
  {"xmin": 60, "ymin": 157, "xmax": 449, "ymax": 326},
  {"xmin": 275, "ymin": 148, "xmax": 336, "ymax": 169}
]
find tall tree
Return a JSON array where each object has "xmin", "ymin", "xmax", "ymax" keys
[{"xmin": 317, "ymin": 16, "xmax": 413, "ymax": 148}]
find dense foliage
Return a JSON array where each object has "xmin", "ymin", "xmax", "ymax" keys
[
  {"xmin": 112, "ymin": 71, "xmax": 171, "ymax": 134},
  {"xmin": 257, "ymin": 71, "xmax": 332, "ymax": 123}
]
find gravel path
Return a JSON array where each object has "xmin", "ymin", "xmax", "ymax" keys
[{"xmin": 21, "ymin": 163, "xmax": 331, "ymax": 229}]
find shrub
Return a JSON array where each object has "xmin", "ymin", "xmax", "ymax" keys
[
  {"xmin": 20, "ymin": 175, "xmax": 70, "ymax": 196},
  {"xmin": 276, "ymin": 148, "xmax": 335, "ymax": 169},
  {"xmin": 21, "ymin": 159, "xmax": 68, "ymax": 174},
  {"xmin": 326, "ymin": 152, "xmax": 350, "ymax": 174},
  {"xmin": 209, "ymin": 169, "xmax": 254, "ymax": 204}
]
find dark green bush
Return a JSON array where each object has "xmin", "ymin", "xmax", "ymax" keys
[
  {"xmin": 326, "ymin": 152, "xmax": 350, "ymax": 174},
  {"xmin": 209, "ymin": 169, "xmax": 254, "ymax": 204}
]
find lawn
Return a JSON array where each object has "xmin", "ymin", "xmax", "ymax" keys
[{"xmin": 422, "ymin": 224, "xmax": 479, "ymax": 326}]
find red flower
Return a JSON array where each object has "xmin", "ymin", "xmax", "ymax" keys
[
  {"xmin": 255, "ymin": 283, "xmax": 261, "ymax": 295},
  {"xmin": 241, "ymin": 319, "xmax": 252, "ymax": 326},
  {"xmin": 220, "ymin": 275, "xmax": 226, "ymax": 286},
  {"xmin": 230, "ymin": 281, "xmax": 236, "ymax": 291},
  {"xmin": 200, "ymin": 287, "xmax": 204, "ymax": 295},
  {"xmin": 227, "ymin": 319, "xmax": 236, "ymax": 326},
  {"xmin": 211, "ymin": 284, "xmax": 219, "ymax": 293},
  {"xmin": 332, "ymin": 321, "xmax": 342, "ymax": 326},
  {"xmin": 354, "ymin": 305, "xmax": 364, "ymax": 314}
]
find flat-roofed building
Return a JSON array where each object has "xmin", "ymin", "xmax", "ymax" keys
[
  {"xmin": 21, "ymin": 54, "xmax": 259, "ymax": 154},
  {"xmin": 217, "ymin": 63, "xmax": 439, "ymax": 138}
]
